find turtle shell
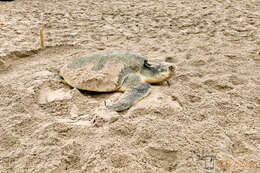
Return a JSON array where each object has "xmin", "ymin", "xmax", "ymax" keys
[{"xmin": 60, "ymin": 50, "xmax": 146, "ymax": 92}]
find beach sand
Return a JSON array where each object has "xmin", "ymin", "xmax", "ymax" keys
[{"xmin": 0, "ymin": 0, "xmax": 259, "ymax": 172}]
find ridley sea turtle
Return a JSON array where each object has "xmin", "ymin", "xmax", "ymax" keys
[{"xmin": 58, "ymin": 50, "xmax": 176, "ymax": 111}]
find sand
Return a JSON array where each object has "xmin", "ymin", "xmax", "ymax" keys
[{"xmin": 0, "ymin": 0, "xmax": 259, "ymax": 172}]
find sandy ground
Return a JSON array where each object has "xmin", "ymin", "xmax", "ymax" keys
[{"xmin": 0, "ymin": 0, "xmax": 259, "ymax": 172}]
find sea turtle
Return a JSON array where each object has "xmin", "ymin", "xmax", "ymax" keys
[{"xmin": 58, "ymin": 50, "xmax": 176, "ymax": 111}]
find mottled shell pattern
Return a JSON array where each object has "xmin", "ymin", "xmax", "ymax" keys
[{"xmin": 60, "ymin": 50, "xmax": 146, "ymax": 92}]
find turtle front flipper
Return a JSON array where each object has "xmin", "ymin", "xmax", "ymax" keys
[{"xmin": 106, "ymin": 82, "xmax": 151, "ymax": 111}]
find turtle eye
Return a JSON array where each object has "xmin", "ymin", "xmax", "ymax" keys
[{"xmin": 169, "ymin": 65, "xmax": 175, "ymax": 72}]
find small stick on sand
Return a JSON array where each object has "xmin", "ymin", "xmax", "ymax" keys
[{"xmin": 39, "ymin": 28, "xmax": 44, "ymax": 48}]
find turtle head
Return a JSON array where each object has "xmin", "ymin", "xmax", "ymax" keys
[{"xmin": 142, "ymin": 62, "xmax": 177, "ymax": 83}]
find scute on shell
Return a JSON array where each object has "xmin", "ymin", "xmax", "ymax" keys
[{"xmin": 60, "ymin": 50, "xmax": 146, "ymax": 92}]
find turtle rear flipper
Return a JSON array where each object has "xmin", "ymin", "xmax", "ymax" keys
[{"xmin": 106, "ymin": 82, "xmax": 151, "ymax": 111}]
